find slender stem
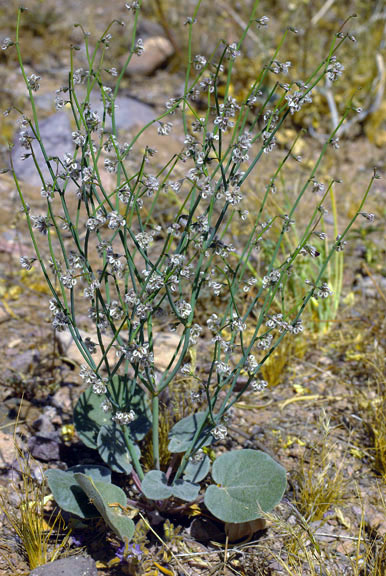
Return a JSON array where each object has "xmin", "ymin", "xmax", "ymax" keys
[
  {"xmin": 152, "ymin": 394, "xmax": 160, "ymax": 470},
  {"xmin": 122, "ymin": 427, "xmax": 144, "ymax": 481}
]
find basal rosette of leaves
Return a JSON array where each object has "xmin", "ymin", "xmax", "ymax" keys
[{"xmin": 9, "ymin": 0, "xmax": 379, "ymax": 542}]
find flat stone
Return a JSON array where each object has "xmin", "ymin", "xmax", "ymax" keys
[
  {"xmin": 114, "ymin": 96, "xmax": 155, "ymax": 130},
  {"xmin": 86, "ymin": 93, "xmax": 155, "ymax": 131},
  {"xmin": 0, "ymin": 305, "xmax": 9, "ymax": 324},
  {"xmin": 10, "ymin": 349, "xmax": 39, "ymax": 374},
  {"xmin": 153, "ymin": 330, "xmax": 182, "ymax": 371},
  {"xmin": 55, "ymin": 329, "xmax": 115, "ymax": 367},
  {"xmin": 28, "ymin": 435, "xmax": 60, "ymax": 461},
  {"xmin": 29, "ymin": 555, "xmax": 97, "ymax": 576},
  {"xmin": 51, "ymin": 385, "xmax": 76, "ymax": 413},
  {"xmin": 0, "ymin": 430, "xmax": 17, "ymax": 467},
  {"xmin": 4, "ymin": 397, "xmax": 42, "ymax": 427},
  {"xmin": 367, "ymin": 508, "xmax": 386, "ymax": 536}
]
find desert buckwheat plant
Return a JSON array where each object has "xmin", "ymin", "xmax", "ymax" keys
[{"xmin": 6, "ymin": 0, "xmax": 378, "ymax": 542}]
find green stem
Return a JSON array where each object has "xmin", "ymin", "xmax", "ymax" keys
[
  {"xmin": 152, "ymin": 394, "xmax": 160, "ymax": 470},
  {"xmin": 122, "ymin": 427, "xmax": 144, "ymax": 481}
]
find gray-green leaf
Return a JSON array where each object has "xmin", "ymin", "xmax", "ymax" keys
[
  {"xmin": 74, "ymin": 473, "xmax": 135, "ymax": 541},
  {"xmin": 141, "ymin": 470, "xmax": 172, "ymax": 500},
  {"xmin": 168, "ymin": 412, "xmax": 212, "ymax": 453},
  {"xmin": 74, "ymin": 377, "xmax": 151, "ymax": 449},
  {"xmin": 141, "ymin": 471, "xmax": 200, "ymax": 502},
  {"xmin": 171, "ymin": 479, "xmax": 200, "ymax": 502},
  {"xmin": 183, "ymin": 454, "xmax": 211, "ymax": 483},
  {"xmin": 45, "ymin": 468, "xmax": 103, "ymax": 519},
  {"xmin": 97, "ymin": 424, "xmax": 140, "ymax": 474},
  {"xmin": 204, "ymin": 449, "xmax": 286, "ymax": 523}
]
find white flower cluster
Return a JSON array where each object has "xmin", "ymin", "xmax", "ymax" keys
[
  {"xmin": 251, "ymin": 379, "xmax": 268, "ymax": 392},
  {"xmin": 117, "ymin": 342, "xmax": 154, "ymax": 368},
  {"xmin": 175, "ymin": 300, "xmax": 192, "ymax": 319},
  {"xmin": 263, "ymin": 269, "xmax": 281, "ymax": 288},
  {"xmin": 215, "ymin": 361, "xmax": 232, "ymax": 376},
  {"xmin": 285, "ymin": 89, "xmax": 313, "ymax": 115},
  {"xmin": 232, "ymin": 131, "xmax": 253, "ymax": 163},
  {"xmin": 265, "ymin": 314, "xmax": 303, "ymax": 335},
  {"xmin": 79, "ymin": 365, "xmax": 108, "ymax": 395},
  {"xmin": 211, "ymin": 424, "xmax": 227, "ymax": 440},
  {"xmin": 27, "ymin": 73, "xmax": 40, "ymax": 92},
  {"xmin": 112, "ymin": 410, "xmax": 136, "ymax": 425}
]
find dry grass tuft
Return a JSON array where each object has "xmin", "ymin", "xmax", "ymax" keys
[
  {"xmin": 0, "ymin": 441, "xmax": 73, "ymax": 571},
  {"xmin": 292, "ymin": 413, "xmax": 350, "ymax": 523}
]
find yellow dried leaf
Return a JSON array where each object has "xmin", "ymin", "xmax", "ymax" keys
[
  {"xmin": 188, "ymin": 503, "xmax": 202, "ymax": 517},
  {"xmin": 96, "ymin": 560, "xmax": 109, "ymax": 568},
  {"xmin": 343, "ymin": 292, "xmax": 355, "ymax": 306},
  {"xmin": 28, "ymin": 282, "xmax": 50, "ymax": 294},
  {"xmin": 350, "ymin": 447, "xmax": 365, "ymax": 459},
  {"xmin": 335, "ymin": 507, "xmax": 351, "ymax": 529},
  {"xmin": 154, "ymin": 562, "xmax": 174, "ymax": 575},
  {"xmin": 293, "ymin": 383, "xmax": 310, "ymax": 395},
  {"xmin": 280, "ymin": 394, "xmax": 320, "ymax": 409},
  {"xmin": 283, "ymin": 435, "xmax": 306, "ymax": 448},
  {"xmin": 6, "ymin": 286, "xmax": 22, "ymax": 300},
  {"xmin": 345, "ymin": 352, "xmax": 364, "ymax": 361}
]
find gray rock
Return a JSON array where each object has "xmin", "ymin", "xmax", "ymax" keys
[
  {"xmin": 28, "ymin": 435, "xmax": 60, "ymax": 461},
  {"xmin": 114, "ymin": 96, "xmax": 155, "ymax": 130},
  {"xmin": 137, "ymin": 18, "xmax": 165, "ymax": 38},
  {"xmin": 12, "ymin": 112, "xmax": 73, "ymax": 187},
  {"xmin": 10, "ymin": 349, "xmax": 39, "ymax": 374},
  {"xmin": 31, "ymin": 407, "xmax": 57, "ymax": 439},
  {"xmin": 12, "ymin": 96, "xmax": 155, "ymax": 190},
  {"xmin": 86, "ymin": 93, "xmax": 155, "ymax": 131},
  {"xmin": 29, "ymin": 555, "xmax": 97, "ymax": 576}
]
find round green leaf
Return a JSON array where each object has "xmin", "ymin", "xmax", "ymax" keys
[
  {"xmin": 68, "ymin": 465, "xmax": 111, "ymax": 482},
  {"xmin": 45, "ymin": 469, "xmax": 99, "ymax": 519},
  {"xmin": 168, "ymin": 412, "xmax": 212, "ymax": 453},
  {"xmin": 46, "ymin": 466, "xmax": 111, "ymax": 519},
  {"xmin": 141, "ymin": 470, "xmax": 173, "ymax": 500},
  {"xmin": 74, "ymin": 473, "xmax": 134, "ymax": 541},
  {"xmin": 74, "ymin": 377, "xmax": 151, "ymax": 449},
  {"xmin": 73, "ymin": 387, "xmax": 111, "ymax": 449},
  {"xmin": 97, "ymin": 424, "xmax": 141, "ymax": 474},
  {"xmin": 204, "ymin": 449, "xmax": 286, "ymax": 523},
  {"xmin": 183, "ymin": 454, "xmax": 211, "ymax": 483},
  {"xmin": 172, "ymin": 479, "xmax": 200, "ymax": 502}
]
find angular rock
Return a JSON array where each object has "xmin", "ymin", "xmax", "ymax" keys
[
  {"xmin": 123, "ymin": 36, "xmax": 174, "ymax": 76},
  {"xmin": 56, "ymin": 327, "xmax": 181, "ymax": 371},
  {"xmin": 29, "ymin": 555, "xmax": 97, "ymax": 576},
  {"xmin": 28, "ymin": 435, "xmax": 60, "ymax": 461},
  {"xmin": 11, "ymin": 112, "xmax": 73, "ymax": 187},
  {"xmin": 31, "ymin": 407, "xmax": 57, "ymax": 439},
  {"xmin": 84, "ymin": 92, "xmax": 155, "ymax": 131},
  {"xmin": 4, "ymin": 397, "xmax": 41, "ymax": 427},
  {"xmin": 51, "ymin": 385, "xmax": 76, "ymax": 413}
]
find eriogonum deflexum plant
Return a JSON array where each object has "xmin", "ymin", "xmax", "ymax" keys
[{"xmin": 7, "ymin": 1, "xmax": 378, "ymax": 542}]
